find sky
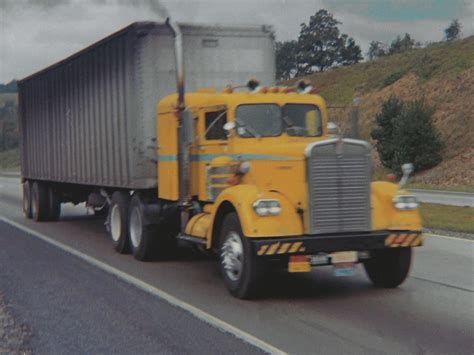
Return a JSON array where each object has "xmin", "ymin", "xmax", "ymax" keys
[{"xmin": 0, "ymin": 0, "xmax": 473, "ymax": 82}]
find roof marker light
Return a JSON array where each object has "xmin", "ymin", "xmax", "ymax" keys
[
  {"xmin": 247, "ymin": 79, "xmax": 260, "ymax": 92},
  {"xmin": 222, "ymin": 85, "xmax": 233, "ymax": 94}
]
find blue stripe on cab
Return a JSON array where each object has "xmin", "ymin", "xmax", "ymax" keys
[{"xmin": 158, "ymin": 154, "xmax": 298, "ymax": 162}]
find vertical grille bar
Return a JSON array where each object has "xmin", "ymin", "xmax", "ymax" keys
[{"xmin": 306, "ymin": 139, "xmax": 371, "ymax": 234}]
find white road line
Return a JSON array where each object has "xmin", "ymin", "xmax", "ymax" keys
[
  {"xmin": 425, "ymin": 233, "xmax": 474, "ymax": 242},
  {"xmin": 0, "ymin": 215, "xmax": 286, "ymax": 355}
]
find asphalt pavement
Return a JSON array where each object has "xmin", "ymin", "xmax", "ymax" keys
[
  {"xmin": 0, "ymin": 175, "xmax": 473, "ymax": 354},
  {"xmin": 409, "ymin": 189, "xmax": 474, "ymax": 207}
]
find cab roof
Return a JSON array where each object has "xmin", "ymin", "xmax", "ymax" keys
[{"xmin": 157, "ymin": 90, "xmax": 327, "ymax": 114}]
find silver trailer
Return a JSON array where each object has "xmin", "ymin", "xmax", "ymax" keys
[{"xmin": 18, "ymin": 21, "xmax": 275, "ymax": 189}]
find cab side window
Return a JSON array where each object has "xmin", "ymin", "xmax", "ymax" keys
[{"xmin": 205, "ymin": 110, "xmax": 227, "ymax": 140}]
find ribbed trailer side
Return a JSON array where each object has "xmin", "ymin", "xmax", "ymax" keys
[
  {"xmin": 19, "ymin": 26, "xmax": 140, "ymax": 188},
  {"xmin": 18, "ymin": 22, "xmax": 275, "ymax": 190}
]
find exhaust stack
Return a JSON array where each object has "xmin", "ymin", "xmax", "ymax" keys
[{"xmin": 166, "ymin": 18, "xmax": 190, "ymax": 234}]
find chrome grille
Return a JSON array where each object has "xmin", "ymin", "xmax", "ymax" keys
[{"xmin": 306, "ymin": 139, "xmax": 371, "ymax": 234}]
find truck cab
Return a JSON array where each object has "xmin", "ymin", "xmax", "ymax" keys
[{"xmin": 155, "ymin": 84, "xmax": 423, "ymax": 298}]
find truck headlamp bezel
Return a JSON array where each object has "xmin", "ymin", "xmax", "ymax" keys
[
  {"xmin": 252, "ymin": 199, "xmax": 281, "ymax": 216},
  {"xmin": 393, "ymin": 195, "xmax": 419, "ymax": 210}
]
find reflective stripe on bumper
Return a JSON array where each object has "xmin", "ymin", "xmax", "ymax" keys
[{"xmin": 252, "ymin": 230, "xmax": 423, "ymax": 256}]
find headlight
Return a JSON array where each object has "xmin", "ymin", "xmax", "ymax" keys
[
  {"xmin": 252, "ymin": 199, "xmax": 281, "ymax": 216},
  {"xmin": 393, "ymin": 195, "xmax": 419, "ymax": 210}
]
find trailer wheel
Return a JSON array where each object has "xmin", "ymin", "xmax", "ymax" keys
[
  {"xmin": 364, "ymin": 247, "xmax": 412, "ymax": 288},
  {"xmin": 108, "ymin": 191, "xmax": 130, "ymax": 254},
  {"xmin": 47, "ymin": 185, "xmax": 61, "ymax": 221},
  {"xmin": 219, "ymin": 212, "xmax": 261, "ymax": 299},
  {"xmin": 31, "ymin": 181, "xmax": 50, "ymax": 222},
  {"xmin": 22, "ymin": 181, "xmax": 32, "ymax": 219}
]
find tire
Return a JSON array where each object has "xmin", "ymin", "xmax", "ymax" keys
[
  {"xmin": 128, "ymin": 194, "xmax": 176, "ymax": 261},
  {"xmin": 31, "ymin": 181, "xmax": 50, "ymax": 222},
  {"xmin": 108, "ymin": 191, "xmax": 131, "ymax": 254},
  {"xmin": 22, "ymin": 181, "xmax": 32, "ymax": 219},
  {"xmin": 364, "ymin": 247, "xmax": 412, "ymax": 288},
  {"xmin": 47, "ymin": 185, "xmax": 61, "ymax": 221},
  {"xmin": 219, "ymin": 212, "xmax": 261, "ymax": 299}
]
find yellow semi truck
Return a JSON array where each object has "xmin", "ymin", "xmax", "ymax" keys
[
  {"xmin": 19, "ymin": 21, "xmax": 423, "ymax": 299},
  {"xmin": 150, "ymin": 83, "xmax": 423, "ymax": 298}
]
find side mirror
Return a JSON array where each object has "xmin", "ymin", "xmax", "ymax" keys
[
  {"xmin": 327, "ymin": 122, "xmax": 338, "ymax": 135},
  {"xmin": 399, "ymin": 163, "xmax": 414, "ymax": 187},
  {"xmin": 223, "ymin": 121, "xmax": 236, "ymax": 131},
  {"xmin": 182, "ymin": 110, "xmax": 195, "ymax": 145},
  {"xmin": 402, "ymin": 163, "xmax": 414, "ymax": 175}
]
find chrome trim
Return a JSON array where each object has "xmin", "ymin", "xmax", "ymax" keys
[
  {"xmin": 306, "ymin": 139, "xmax": 372, "ymax": 234},
  {"xmin": 304, "ymin": 138, "xmax": 371, "ymax": 158}
]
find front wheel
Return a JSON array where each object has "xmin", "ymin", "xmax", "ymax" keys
[
  {"xmin": 364, "ymin": 247, "xmax": 412, "ymax": 288},
  {"xmin": 219, "ymin": 212, "xmax": 261, "ymax": 299}
]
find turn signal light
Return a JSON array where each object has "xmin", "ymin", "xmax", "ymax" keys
[{"xmin": 387, "ymin": 174, "xmax": 397, "ymax": 182}]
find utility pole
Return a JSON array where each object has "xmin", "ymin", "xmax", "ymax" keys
[{"xmin": 351, "ymin": 97, "xmax": 361, "ymax": 139}]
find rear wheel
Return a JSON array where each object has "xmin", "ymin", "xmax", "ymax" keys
[
  {"xmin": 129, "ymin": 194, "xmax": 176, "ymax": 261},
  {"xmin": 31, "ymin": 181, "xmax": 50, "ymax": 222},
  {"xmin": 219, "ymin": 212, "xmax": 261, "ymax": 299},
  {"xmin": 108, "ymin": 191, "xmax": 131, "ymax": 254},
  {"xmin": 47, "ymin": 185, "xmax": 61, "ymax": 221},
  {"xmin": 22, "ymin": 181, "xmax": 32, "ymax": 219},
  {"xmin": 364, "ymin": 248, "xmax": 412, "ymax": 288}
]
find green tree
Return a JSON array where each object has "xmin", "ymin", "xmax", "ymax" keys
[
  {"xmin": 275, "ymin": 40, "xmax": 299, "ymax": 80},
  {"xmin": 444, "ymin": 19, "xmax": 461, "ymax": 41},
  {"xmin": 367, "ymin": 41, "xmax": 386, "ymax": 60},
  {"xmin": 371, "ymin": 96, "xmax": 404, "ymax": 169},
  {"xmin": 371, "ymin": 97, "xmax": 443, "ymax": 175},
  {"xmin": 338, "ymin": 34, "xmax": 363, "ymax": 66},
  {"xmin": 297, "ymin": 9, "xmax": 361, "ymax": 73},
  {"xmin": 391, "ymin": 101, "xmax": 443, "ymax": 174},
  {"xmin": 389, "ymin": 33, "xmax": 415, "ymax": 54}
]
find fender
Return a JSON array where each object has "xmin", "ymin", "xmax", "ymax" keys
[
  {"xmin": 371, "ymin": 182, "xmax": 422, "ymax": 231},
  {"xmin": 208, "ymin": 185, "xmax": 304, "ymax": 246}
]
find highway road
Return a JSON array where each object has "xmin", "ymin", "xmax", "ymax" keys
[
  {"xmin": 0, "ymin": 175, "xmax": 473, "ymax": 354},
  {"xmin": 410, "ymin": 189, "xmax": 474, "ymax": 207}
]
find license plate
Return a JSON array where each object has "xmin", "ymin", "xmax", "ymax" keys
[
  {"xmin": 333, "ymin": 262, "xmax": 355, "ymax": 277},
  {"xmin": 330, "ymin": 251, "xmax": 357, "ymax": 263},
  {"xmin": 310, "ymin": 254, "xmax": 329, "ymax": 265}
]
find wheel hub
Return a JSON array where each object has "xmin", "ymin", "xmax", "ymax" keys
[
  {"xmin": 110, "ymin": 205, "xmax": 121, "ymax": 242},
  {"xmin": 129, "ymin": 206, "xmax": 142, "ymax": 248},
  {"xmin": 221, "ymin": 232, "xmax": 243, "ymax": 281}
]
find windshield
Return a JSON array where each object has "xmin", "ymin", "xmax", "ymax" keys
[
  {"xmin": 234, "ymin": 104, "xmax": 282, "ymax": 137},
  {"xmin": 282, "ymin": 104, "xmax": 322, "ymax": 137},
  {"xmin": 234, "ymin": 104, "xmax": 322, "ymax": 138}
]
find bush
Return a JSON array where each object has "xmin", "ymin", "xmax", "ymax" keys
[
  {"xmin": 371, "ymin": 96, "xmax": 443, "ymax": 176},
  {"xmin": 382, "ymin": 69, "xmax": 406, "ymax": 87}
]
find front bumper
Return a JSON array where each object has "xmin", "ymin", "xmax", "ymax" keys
[{"xmin": 252, "ymin": 230, "xmax": 424, "ymax": 257}]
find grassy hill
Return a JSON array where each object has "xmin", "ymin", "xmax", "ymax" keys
[
  {"xmin": 0, "ymin": 92, "xmax": 17, "ymax": 107},
  {"xmin": 289, "ymin": 36, "xmax": 474, "ymax": 188}
]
